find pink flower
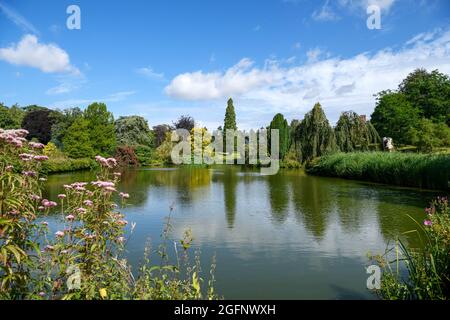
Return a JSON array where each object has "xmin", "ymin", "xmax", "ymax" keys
[
  {"xmin": 9, "ymin": 209, "xmax": 19, "ymax": 215},
  {"xmin": 119, "ymin": 192, "xmax": 130, "ymax": 199},
  {"xmin": 113, "ymin": 172, "xmax": 121, "ymax": 177},
  {"xmin": 19, "ymin": 153, "xmax": 34, "ymax": 161},
  {"xmin": 30, "ymin": 194, "xmax": 41, "ymax": 201},
  {"xmin": 116, "ymin": 220, "xmax": 128, "ymax": 226},
  {"xmin": 55, "ymin": 231, "xmax": 64, "ymax": 237},
  {"xmin": 38, "ymin": 206, "xmax": 45, "ymax": 211},
  {"xmin": 22, "ymin": 170, "xmax": 37, "ymax": 177},
  {"xmin": 33, "ymin": 155, "xmax": 49, "ymax": 161},
  {"xmin": 424, "ymin": 220, "xmax": 432, "ymax": 226},
  {"xmin": 65, "ymin": 214, "xmax": 75, "ymax": 221},
  {"xmin": 42, "ymin": 199, "xmax": 57, "ymax": 208},
  {"xmin": 57, "ymin": 194, "xmax": 66, "ymax": 199},
  {"xmin": 76, "ymin": 207, "xmax": 87, "ymax": 214},
  {"xmin": 104, "ymin": 186, "xmax": 117, "ymax": 192},
  {"xmin": 29, "ymin": 142, "xmax": 45, "ymax": 149},
  {"xmin": 83, "ymin": 200, "xmax": 93, "ymax": 206}
]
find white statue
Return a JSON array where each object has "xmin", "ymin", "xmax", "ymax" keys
[{"xmin": 383, "ymin": 137, "xmax": 394, "ymax": 152}]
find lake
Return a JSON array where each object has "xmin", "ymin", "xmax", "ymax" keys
[{"xmin": 43, "ymin": 166, "xmax": 440, "ymax": 299}]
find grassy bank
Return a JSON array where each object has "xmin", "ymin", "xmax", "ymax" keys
[
  {"xmin": 306, "ymin": 152, "xmax": 450, "ymax": 190},
  {"xmin": 41, "ymin": 157, "xmax": 98, "ymax": 174}
]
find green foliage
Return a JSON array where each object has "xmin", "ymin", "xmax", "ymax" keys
[
  {"xmin": 269, "ymin": 113, "xmax": 290, "ymax": 160},
  {"xmin": 408, "ymin": 119, "xmax": 450, "ymax": 153},
  {"xmin": 370, "ymin": 197, "xmax": 449, "ymax": 299},
  {"xmin": 41, "ymin": 157, "xmax": 97, "ymax": 174},
  {"xmin": 115, "ymin": 116, "xmax": 153, "ymax": 147},
  {"xmin": 50, "ymin": 107, "xmax": 83, "ymax": 148},
  {"xmin": 224, "ymin": 98, "xmax": 237, "ymax": 131},
  {"xmin": 84, "ymin": 102, "xmax": 116, "ymax": 156},
  {"xmin": 62, "ymin": 117, "xmax": 95, "ymax": 159},
  {"xmin": 335, "ymin": 111, "xmax": 381, "ymax": 152},
  {"xmin": 371, "ymin": 92, "xmax": 421, "ymax": 145},
  {"xmin": 307, "ymin": 152, "xmax": 450, "ymax": 190},
  {"xmin": 371, "ymin": 69, "xmax": 450, "ymax": 149},
  {"xmin": 296, "ymin": 103, "xmax": 337, "ymax": 161},
  {"xmin": 135, "ymin": 145, "xmax": 154, "ymax": 166},
  {"xmin": 0, "ymin": 104, "xmax": 25, "ymax": 129},
  {"xmin": 399, "ymin": 69, "xmax": 450, "ymax": 125}
]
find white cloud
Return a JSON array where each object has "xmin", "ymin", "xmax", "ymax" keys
[
  {"xmin": 0, "ymin": 35, "xmax": 79, "ymax": 74},
  {"xmin": 0, "ymin": 2, "xmax": 39, "ymax": 34},
  {"xmin": 165, "ymin": 29, "xmax": 450, "ymax": 129},
  {"xmin": 135, "ymin": 66, "xmax": 164, "ymax": 79},
  {"xmin": 165, "ymin": 58, "xmax": 284, "ymax": 100},
  {"xmin": 312, "ymin": 0, "xmax": 340, "ymax": 21},
  {"xmin": 338, "ymin": 0, "xmax": 396, "ymax": 13}
]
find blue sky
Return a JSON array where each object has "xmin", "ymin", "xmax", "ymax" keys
[{"xmin": 0, "ymin": 0, "xmax": 449, "ymax": 129}]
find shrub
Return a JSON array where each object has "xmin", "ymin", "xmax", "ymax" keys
[
  {"xmin": 369, "ymin": 197, "xmax": 450, "ymax": 299},
  {"xmin": 306, "ymin": 152, "xmax": 450, "ymax": 190},
  {"xmin": 114, "ymin": 146, "xmax": 139, "ymax": 167}
]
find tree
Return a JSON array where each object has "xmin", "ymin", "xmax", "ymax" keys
[
  {"xmin": 296, "ymin": 103, "xmax": 336, "ymax": 161},
  {"xmin": 408, "ymin": 119, "xmax": 450, "ymax": 153},
  {"xmin": 84, "ymin": 102, "xmax": 116, "ymax": 156},
  {"xmin": 370, "ymin": 91, "xmax": 421, "ymax": 145},
  {"xmin": 62, "ymin": 117, "xmax": 95, "ymax": 158},
  {"xmin": 0, "ymin": 104, "xmax": 15, "ymax": 129},
  {"xmin": 223, "ymin": 98, "xmax": 237, "ymax": 153},
  {"xmin": 115, "ymin": 116, "xmax": 153, "ymax": 146},
  {"xmin": 223, "ymin": 98, "xmax": 237, "ymax": 132},
  {"xmin": 152, "ymin": 124, "xmax": 171, "ymax": 148},
  {"xmin": 335, "ymin": 111, "xmax": 380, "ymax": 152},
  {"xmin": 50, "ymin": 107, "xmax": 83, "ymax": 148},
  {"xmin": 0, "ymin": 104, "xmax": 25, "ymax": 129},
  {"xmin": 173, "ymin": 115, "xmax": 195, "ymax": 132},
  {"xmin": 269, "ymin": 113, "xmax": 290, "ymax": 160},
  {"xmin": 399, "ymin": 69, "xmax": 450, "ymax": 125},
  {"xmin": 21, "ymin": 108, "xmax": 55, "ymax": 144}
]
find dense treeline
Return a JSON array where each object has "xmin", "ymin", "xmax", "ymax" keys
[{"xmin": 0, "ymin": 68, "xmax": 448, "ymax": 171}]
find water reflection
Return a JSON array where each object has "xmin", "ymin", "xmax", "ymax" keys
[{"xmin": 43, "ymin": 166, "xmax": 442, "ymax": 299}]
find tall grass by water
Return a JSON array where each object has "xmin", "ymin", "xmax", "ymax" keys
[{"xmin": 306, "ymin": 152, "xmax": 450, "ymax": 190}]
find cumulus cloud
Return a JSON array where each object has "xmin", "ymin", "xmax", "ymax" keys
[
  {"xmin": 165, "ymin": 58, "xmax": 284, "ymax": 100},
  {"xmin": 0, "ymin": 35, "xmax": 79, "ymax": 74},
  {"xmin": 165, "ymin": 29, "xmax": 450, "ymax": 128}
]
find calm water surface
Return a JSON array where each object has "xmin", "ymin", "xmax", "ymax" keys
[{"xmin": 43, "ymin": 167, "xmax": 442, "ymax": 299}]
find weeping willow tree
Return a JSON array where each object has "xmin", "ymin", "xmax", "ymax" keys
[
  {"xmin": 366, "ymin": 121, "xmax": 381, "ymax": 147},
  {"xmin": 335, "ymin": 111, "xmax": 382, "ymax": 152},
  {"xmin": 296, "ymin": 103, "xmax": 337, "ymax": 162}
]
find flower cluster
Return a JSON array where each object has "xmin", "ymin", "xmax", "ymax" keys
[
  {"xmin": 95, "ymin": 155, "xmax": 117, "ymax": 168},
  {"xmin": 0, "ymin": 128, "xmax": 28, "ymax": 148}
]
